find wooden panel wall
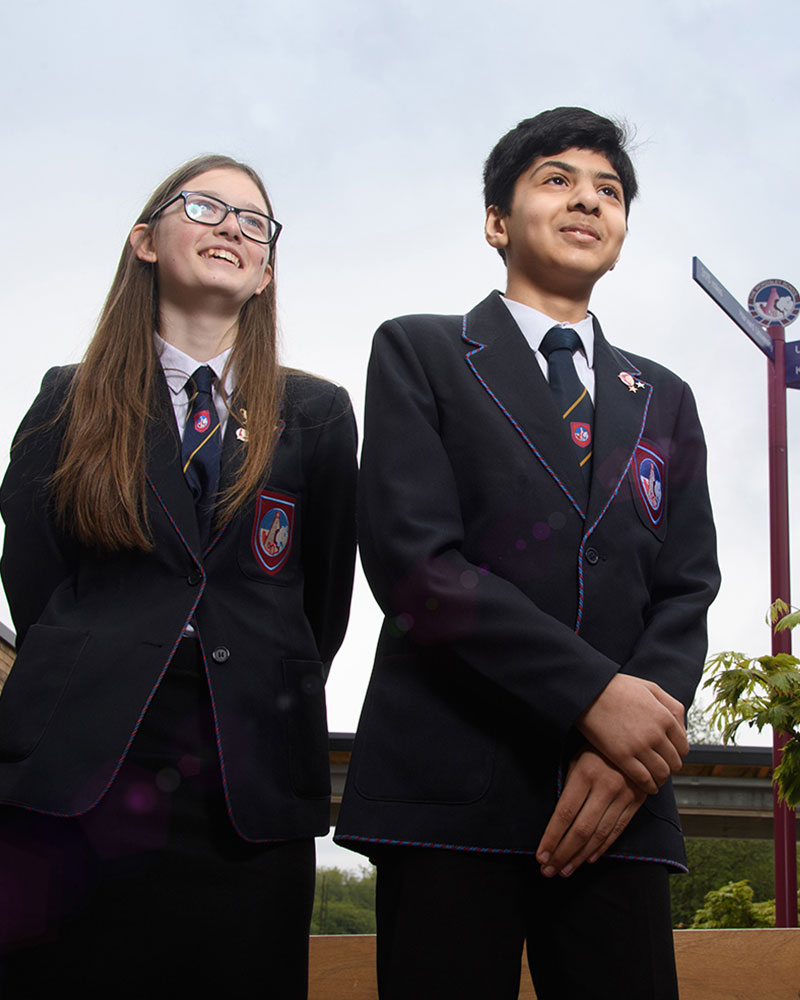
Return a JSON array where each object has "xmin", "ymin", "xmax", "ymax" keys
[{"xmin": 309, "ymin": 929, "xmax": 800, "ymax": 1000}]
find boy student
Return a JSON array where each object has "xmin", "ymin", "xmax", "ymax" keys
[{"xmin": 336, "ymin": 108, "xmax": 720, "ymax": 999}]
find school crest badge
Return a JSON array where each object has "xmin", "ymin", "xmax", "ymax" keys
[
  {"xmin": 633, "ymin": 443, "xmax": 665, "ymax": 526},
  {"xmin": 194, "ymin": 410, "xmax": 211, "ymax": 433},
  {"xmin": 570, "ymin": 422, "xmax": 591, "ymax": 448},
  {"xmin": 251, "ymin": 491, "xmax": 295, "ymax": 575}
]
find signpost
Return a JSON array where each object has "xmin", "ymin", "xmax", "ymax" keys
[{"xmin": 693, "ymin": 257, "xmax": 799, "ymax": 927}]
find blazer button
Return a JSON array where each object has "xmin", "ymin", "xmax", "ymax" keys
[
  {"xmin": 585, "ymin": 547, "xmax": 600, "ymax": 565},
  {"xmin": 187, "ymin": 569, "xmax": 203, "ymax": 586},
  {"xmin": 211, "ymin": 647, "xmax": 230, "ymax": 663}
]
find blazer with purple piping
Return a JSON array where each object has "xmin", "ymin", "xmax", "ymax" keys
[
  {"xmin": 335, "ymin": 290, "xmax": 719, "ymax": 869},
  {"xmin": 0, "ymin": 365, "xmax": 357, "ymax": 842}
]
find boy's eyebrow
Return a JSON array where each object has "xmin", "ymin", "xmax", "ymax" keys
[{"xmin": 531, "ymin": 159, "xmax": 622, "ymax": 185}]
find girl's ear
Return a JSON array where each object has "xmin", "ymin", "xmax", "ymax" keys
[
  {"xmin": 129, "ymin": 223, "xmax": 157, "ymax": 263},
  {"xmin": 253, "ymin": 263, "xmax": 273, "ymax": 296}
]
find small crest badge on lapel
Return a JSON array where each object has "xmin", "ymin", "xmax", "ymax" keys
[
  {"xmin": 633, "ymin": 444, "xmax": 665, "ymax": 526},
  {"xmin": 251, "ymin": 491, "xmax": 295, "ymax": 575},
  {"xmin": 570, "ymin": 421, "xmax": 591, "ymax": 449},
  {"xmin": 194, "ymin": 410, "xmax": 211, "ymax": 433},
  {"xmin": 236, "ymin": 408, "xmax": 249, "ymax": 443}
]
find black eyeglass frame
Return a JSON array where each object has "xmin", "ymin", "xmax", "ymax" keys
[{"xmin": 148, "ymin": 191, "xmax": 283, "ymax": 247}]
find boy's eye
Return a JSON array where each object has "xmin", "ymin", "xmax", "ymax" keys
[
  {"xmin": 546, "ymin": 175, "xmax": 567, "ymax": 185},
  {"xmin": 600, "ymin": 185, "xmax": 620, "ymax": 200}
]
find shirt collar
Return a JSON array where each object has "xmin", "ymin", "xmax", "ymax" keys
[
  {"xmin": 155, "ymin": 333, "xmax": 235, "ymax": 400},
  {"xmin": 500, "ymin": 296, "xmax": 595, "ymax": 367}
]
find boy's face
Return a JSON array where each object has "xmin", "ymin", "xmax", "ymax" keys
[{"xmin": 485, "ymin": 147, "xmax": 627, "ymax": 304}]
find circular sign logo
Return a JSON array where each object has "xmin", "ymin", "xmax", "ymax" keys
[{"xmin": 748, "ymin": 279, "xmax": 800, "ymax": 327}]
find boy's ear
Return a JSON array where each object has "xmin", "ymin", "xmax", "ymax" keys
[
  {"xmin": 130, "ymin": 223, "xmax": 157, "ymax": 263},
  {"xmin": 484, "ymin": 205, "xmax": 510, "ymax": 252}
]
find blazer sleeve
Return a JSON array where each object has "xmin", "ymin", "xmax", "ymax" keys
[
  {"xmin": 1, "ymin": 367, "xmax": 80, "ymax": 648},
  {"xmin": 359, "ymin": 320, "xmax": 624, "ymax": 735},
  {"xmin": 301, "ymin": 384, "xmax": 358, "ymax": 675},
  {"xmin": 621, "ymin": 381, "xmax": 720, "ymax": 710}
]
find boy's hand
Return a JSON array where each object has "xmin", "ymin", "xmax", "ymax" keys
[
  {"xmin": 576, "ymin": 673, "xmax": 688, "ymax": 794},
  {"xmin": 536, "ymin": 748, "xmax": 646, "ymax": 878}
]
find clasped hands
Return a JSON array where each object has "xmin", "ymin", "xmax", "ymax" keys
[{"xmin": 536, "ymin": 673, "xmax": 688, "ymax": 880}]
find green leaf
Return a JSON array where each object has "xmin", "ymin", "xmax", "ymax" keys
[
  {"xmin": 774, "ymin": 739, "xmax": 800, "ymax": 809},
  {"xmin": 768, "ymin": 599, "xmax": 792, "ymax": 624},
  {"xmin": 775, "ymin": 610, "xmax": 800, "ymax": 633}
]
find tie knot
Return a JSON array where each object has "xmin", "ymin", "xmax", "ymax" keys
[
  {"xmin": 540, "ymin": 326, "xmax": 581, "ymax": 360},
  {"xmin": 186, "ymin": 365, "xmax": 215, "ymax": 398}
]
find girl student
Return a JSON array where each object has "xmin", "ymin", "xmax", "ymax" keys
[{"xmin": 0, "ymin": 155, "xmax": 357, "ymax": 996}]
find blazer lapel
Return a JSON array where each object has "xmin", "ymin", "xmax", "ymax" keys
[
  {"xmin": 218, "ymin": 400, "xmax": 247, "ymax": 500},
  {"xmin": 146, "ymin": 371, "xmax": 203, "ymax": 558},
  {"xmin": 586, "ymin": 319, "xmax": 651, "ymax": 528},
  {"xmin": 463, "ymin": 292, "xmax": 589, "ymax": 512}
]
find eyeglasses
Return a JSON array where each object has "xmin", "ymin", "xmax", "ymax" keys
[{"xmin": 148, "ymin": 191, "xmax": 282, "ymax": 246}]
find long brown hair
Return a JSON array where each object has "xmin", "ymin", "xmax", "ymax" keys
[{"xmin": 52, "ymin": 154, "xmax": 284, "ymax": 551}]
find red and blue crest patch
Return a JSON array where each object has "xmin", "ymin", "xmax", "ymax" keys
[
  {"xmin": 633, "ymin": 443, "xmax": 665, "ymax": 526},
  {"xmin": 194, "ymin": 410, "xmax": 211, "ymax": 433},
  {"xmin": 251, "ymin": 491, "xmax": 295, "ymax": 575},
  {"xmin": 570, "ymin": 421, "xmax": 591, "ymax": 449}
]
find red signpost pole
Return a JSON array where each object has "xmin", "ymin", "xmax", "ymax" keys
[
  {"xmin": 692, "ymin": 261, "xmax": 798, "ymax": 923},
  {"xmin": 766, "ymin": 322, "xmax": 797, "ymax": 927}
]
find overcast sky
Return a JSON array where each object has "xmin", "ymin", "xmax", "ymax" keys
[{"xmin": 2, "ymin": 0, "xmax": 798, "ymax": 866}]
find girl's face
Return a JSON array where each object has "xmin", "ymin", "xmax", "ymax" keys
[{"xmin": 130, "ymin": 167, "xmax": 274, "ymax": 314}]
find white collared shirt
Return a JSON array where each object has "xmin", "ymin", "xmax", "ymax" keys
[
  {"xmin": 500, "ymin": 296, "xmax": 596, "ymax": 402},
  {"xmin": 155, "ymin": 334, "xmax": 235, "ymax": 440}
]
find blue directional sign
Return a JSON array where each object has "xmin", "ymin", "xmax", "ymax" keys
[
  {"xmin": 787, "ymin": 340, "xmax": 800, "ymax": 390},
  {"xmin": 692, "ymin": 257, "xmax": 775, "ymax": 360}
]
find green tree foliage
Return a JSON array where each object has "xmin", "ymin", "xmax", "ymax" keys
[
  {"xmin": 312, "ymin": 866, "xmax": 377, "ymax": 935},
  {"xmin": 671, "ymin": 838, "xmax": 787, "ymax": 927},
  {"xmin": 704, "ymin": 600, "xmax": 800, "ymax": 806},
  {"xmin": 690, "ymin": 879, "xmax": 800, "ymax": 928},
  {"xmin": 691, "ymin": 880, "xmax": 775, "ymax": 928}
]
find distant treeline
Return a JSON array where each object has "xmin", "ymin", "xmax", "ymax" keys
[{"xmin": 312, "ymin": 840, "xmax": 800, "ymax": 933}]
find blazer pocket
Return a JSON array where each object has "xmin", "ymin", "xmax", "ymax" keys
[
  {"xmin": 641, "ymin": 781, "xmax": 683, "ymax": 833},
  {"xmin": 0, "ymin": 624, "xmax": 89, "ymax": 761},
  {"xmin": 282, "ymin": 659, "xmax": 330, "ymax": 799},
  {"xmin": 354, "ymin": 654, "xmax": 497, "ymax": 804}
]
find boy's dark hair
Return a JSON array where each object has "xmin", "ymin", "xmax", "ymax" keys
[{"xmin": 483, "ymin": 107, "xmax": 638, "ymax": 218}]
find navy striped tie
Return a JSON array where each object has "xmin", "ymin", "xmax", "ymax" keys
[
  {"xmin": 181, "ymin": 366, "xmax": 221, "ymax": 541},
  {"xmin": 540, "ymin": 326, "xmax": 593, "ymax": 485}
]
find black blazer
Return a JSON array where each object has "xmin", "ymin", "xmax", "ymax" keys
[
  {"xmin": 0, "ymin": 366, "xmax": 357, "ymax": 842},
  {"xmin": 336, "ymin": 291, "xmax": 720, "ymax": 868}
]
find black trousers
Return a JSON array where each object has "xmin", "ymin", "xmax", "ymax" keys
[
  {"xmin": 0, "ymin": 639, "xmax": 315, "ymax": 999},
  {"xmin": 375, "ymin": 846, "xmax": 678, "ymax": 1000}
]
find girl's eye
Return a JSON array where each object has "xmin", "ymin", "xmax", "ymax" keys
[
  {"xmin": 240, "ymin": 214, "xmax": 269, "ymax": 238},
  {"xmin": 187, "ymin": 198, "xmax": 220, "ymax": 220}
]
